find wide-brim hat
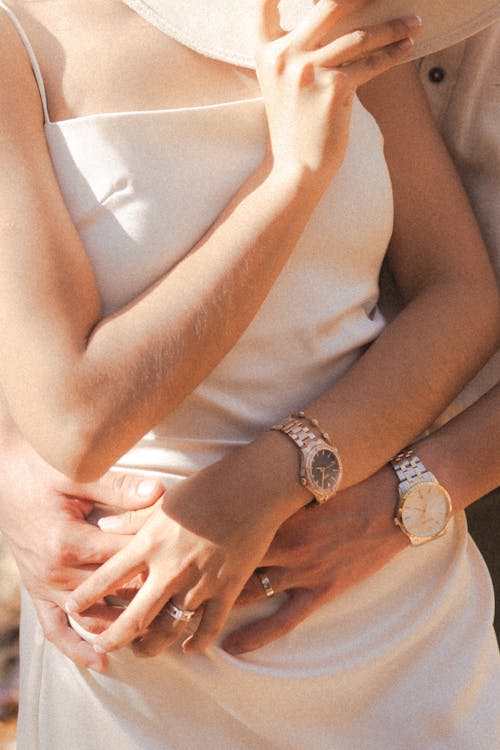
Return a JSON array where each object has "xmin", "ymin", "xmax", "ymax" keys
[{"xmin": 121, "ymin": 0, "xmax": 500, "ymax": 68}]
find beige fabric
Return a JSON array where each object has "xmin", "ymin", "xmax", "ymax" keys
[
  {"xmin": 418, "ymin": 23, "xmax": 500, "ymax": 413},
  {"xmin": 121, "ymin": 0, "xmax": 500, "ymax": 68}
]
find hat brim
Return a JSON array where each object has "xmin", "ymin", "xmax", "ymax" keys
[{"xmin": 122, "ymin": 0, "xmax": 500, "ymax": 68}]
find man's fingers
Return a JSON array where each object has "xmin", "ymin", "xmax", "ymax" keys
[
  {"xmin": 68, "ymin": 470, "xmax": 165, "ymax": 510},
  {"xmin": 235, "ymin": 568, "xmax": 286, "ymax": 606},
  {"xmin": 223, "ymin": 589, "xmax": 318, "ymax": 654},
  {"xmin": 33, "ymin": 598, "xmax": 108, "ymax": 672}
]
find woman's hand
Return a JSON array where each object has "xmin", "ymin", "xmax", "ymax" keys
[
  {"xmin": 65, "ymin": 433, "xmax": 309, "ymax": 655},
  {"xmin": 222, "ymin": 465, "xmax": 407, "ymax": 654},
  {"xmin": 257, "ymin": 0, "xmax": 421, "ymax": 183}
]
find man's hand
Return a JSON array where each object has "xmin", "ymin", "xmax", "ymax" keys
[
  {"xmin": 222, "ymin": 465, "xmax": 407, "ymax": 654},
  {"xmin": 0, "ymin": 435, "xmax": 162, "ymax": 670}
]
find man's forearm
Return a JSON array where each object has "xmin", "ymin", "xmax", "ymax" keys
[{"xmin": 411, "ymin": 379, "xmax": 500, "ymax": 512}]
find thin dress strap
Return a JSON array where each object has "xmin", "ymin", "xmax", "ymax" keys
[{"xmin": 0, "ymin": 1, "xmax": 50, "ymax": 123}]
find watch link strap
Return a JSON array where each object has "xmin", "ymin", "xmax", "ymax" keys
[
  {"xmin": 391, "ymin": 449, "xmax": 436, "ymax": 492},
  {"xmin": 271, "ymin": 417, "xmax": 322, "ymax": 451}
]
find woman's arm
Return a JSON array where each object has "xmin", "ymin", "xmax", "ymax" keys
[
  {"xmin": 66, "ymin": 57, "xmax": 499, "ymax": 655},
  {"xmin": 0, "ymin": 3, "xmax": 417, "ymax": 482},
  {"xmin": 220, "ymin": 379, "xmax": 500, "ymax": 655}
]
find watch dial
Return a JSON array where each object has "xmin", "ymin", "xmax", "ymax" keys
[
  {"xmin": 311, "ymin": 450, "xmax": 341, "ymax": 491},
  {"xmin": 401, "ymin": 482, "xmax": 451, "ymax": 537}
]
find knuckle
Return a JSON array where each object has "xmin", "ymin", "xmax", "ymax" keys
[
  {"xmin": 121, "ymin": 510, "xmax": 135, "ymax": 528},
  {"xmin": 391, "ymin": 19, "xmax": 410, "ymax": 37},
  {"xmin": 112, "ymin": 472, "xmax": 134, "ymax": 501},
  {"xmin": 126, "ymin": 616, "xmax": 149, "ymax": 639},
  {"xmin": 351, "ymin": 28, "xmax": 370, "ymax": 48},
  {"xmin": 362, "ymin": 52, "xmax": 379, "ymax": 71}
]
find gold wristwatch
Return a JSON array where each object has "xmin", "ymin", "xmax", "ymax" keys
[
  {"xmin": 271, "ymin": 413, "xmax": 342, "ymax": 505},
  {"xmin": 391, "ymin": 449, "xmax": 452, "ymax": 546}
]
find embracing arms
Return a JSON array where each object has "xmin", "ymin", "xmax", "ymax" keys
[
  {"xmin": 223, "ymin": 378, "xmax": 500, "ymax": 654},
  {"xmin": 66, "ymin": 56, "xmax": 499, "ymax": 655},
  {"xmin": 0, "ymin": 1, "xmax": 426, "ymax": 483}
]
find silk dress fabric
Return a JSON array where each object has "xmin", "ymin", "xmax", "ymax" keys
[{"xmin": 3, "ymin": 4, "xmax": 498, "ymax": 748}]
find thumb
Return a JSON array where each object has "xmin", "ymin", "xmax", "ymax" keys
[{"xmin": 69, "ymin": 471, "xmax": 165, "ymax": 511}]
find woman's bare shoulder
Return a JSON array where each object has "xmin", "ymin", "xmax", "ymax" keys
[{"xmin": 0, "ymin": 2, "xmax": 43, "ymax": 132}]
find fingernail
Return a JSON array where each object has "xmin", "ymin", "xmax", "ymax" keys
[
  {"xmin": 98, "ymin": 515, "xmax": 121, "ymax": 531},
  {"xmin": 64, "ymin": 599, "xmax": 78, "ymax": 614},
  {"xmin": 93, "ymin": 644, "xmax": 106, "ymax": 654},
  {"xmin": 137, "ymin": 479, "xmax": 159, "ymax": 497},
  {"xmin": 398, "ymin": 38, "xmax": 414, "ymax": 51},
  {"xmin": 401, "ymin": 15, "xmax": 422, "ymax": 30}
]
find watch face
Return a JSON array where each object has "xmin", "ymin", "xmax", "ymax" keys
[
  {"xmin": 401, "ymin": 482, "xmax": 452, "ymax": 538},
  {"xmin": 310, "ymin": 449, "xmax": 341, "ymax": 492}
]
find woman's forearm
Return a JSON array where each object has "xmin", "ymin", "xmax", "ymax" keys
[
  {"xmin": 3, "ymin": 159, "xmax": 322, "ymax": 481},
  {"xmin": 217, "ymin": 281, "xmax": 499, "ymax": 526},
  {"xmin": 301, "ymin": 279, "xmax": 499, "ymax": 490}
]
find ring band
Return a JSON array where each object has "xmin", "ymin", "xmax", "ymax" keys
[
  {"xmin": 165, "ymin": 600, "xmax": 197, "ymax": 623},
  {"xmin": 257, "ymin": 572, "xmax": 275, "ymax": 598}
]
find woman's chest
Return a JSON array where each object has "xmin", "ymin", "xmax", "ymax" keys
[{"xmin": 14, "ymin": 0, "xmax": 260, "ymax": 121}]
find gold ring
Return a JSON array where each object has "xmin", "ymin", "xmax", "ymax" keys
[{"xmin": 256, "ymin": 571, "xmax": 275, "ymax": 598}]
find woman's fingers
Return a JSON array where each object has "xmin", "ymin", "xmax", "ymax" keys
[
  {"xmin": 258, "ymin": 0, "xmax": 285, "ymax": 44},
  {"xmin": 183, "ymin": 593, "xmax": 235, "ymax": 652},
  {"xmin": 314, "ymin": 16, "xmax": 421, "ymax": 67},
  {"xmin": 65, "ymin": 547, "xmax": 146, "ymax": 615},
  {"xmin": 291, "ymin": 0, "xmax": 373, "ymax": 50},
  {"xmin": 132, "ymin": 607, "xmax": 188, "ymax": 658},
  {"xmin": 89, "ymin": 576, "xmax": 177, "ymax": 652}
]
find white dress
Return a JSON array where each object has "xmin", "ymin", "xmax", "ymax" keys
[{"xmin": 2, "ymin": 4, "xmax": 498, "ymax": 748}]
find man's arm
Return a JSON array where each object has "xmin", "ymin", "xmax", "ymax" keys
[
  {"xmin": 220, "ymin": 380, "xmax": 500, "ymax": 654},
  {"xmin": 0, "ymin": 401, "xmax": 162, "ymax": 670}
]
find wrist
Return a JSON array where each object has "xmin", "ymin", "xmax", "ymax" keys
[
  {"xmin": 265, "ymin": 158, "xmax": 326, "ymax": 206},
  {"xmin": 247, "ymin": 429, "xmax": 314, "ymax": 520}
]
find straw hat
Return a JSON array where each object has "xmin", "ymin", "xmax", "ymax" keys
[{"xmin": 121, "ymin": 0, "xmax": 500, "ymax": 68}]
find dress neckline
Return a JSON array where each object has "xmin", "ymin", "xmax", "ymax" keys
[{"xmin": 46, "ymin": 95, "xmax": 264, "ymax": 128}]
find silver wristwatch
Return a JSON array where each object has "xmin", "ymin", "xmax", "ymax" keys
[
  {"xmin": 272, "ymin": 413, "xmax": 342, "ymax": 505},
  {"xmin": 391, "ymin": 449, "xmax": 452, "ymax": 546}
]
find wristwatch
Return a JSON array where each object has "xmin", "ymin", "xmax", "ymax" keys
[
  {"xmin": 271, "ymin": 413, "xmax": 342, "ymax": 504},
  {"xmin": 391, "ymin": 449, "xmax": 452, "ymax": 546}
]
